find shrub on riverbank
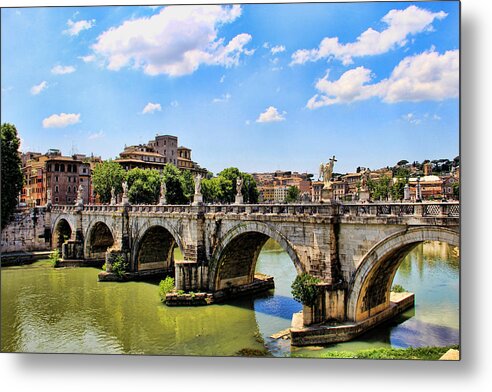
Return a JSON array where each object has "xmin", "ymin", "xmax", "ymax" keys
[
  {"xmin": 293, "ymin": 345, "xmax": 459, "ymax": 360},
  {"xmin": 49, "ymin": 249, "xmax": 60, "ymax": 267},
  {"xmin": 391, "ymin": 284, "xmax": 406, "ymax": 293},
  {"xmin": 159, "ymin": 277, "xmax": 175, "ymax": 301}
]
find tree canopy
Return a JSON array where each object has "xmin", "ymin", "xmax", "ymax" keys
[
  {"xmin": 285, "ymin": 186, "xmax": 300, "ymax": 203},
  {"xmin": 1, "ymin": 123, "xmax": 24, "ymax": 228},
  {"xmin": 202, "ymin": 167, "xmax": 259, "ymax": 204},
  {"xmin": 91, "ymin": 160, "xmax": 126, "ymax": 203}
]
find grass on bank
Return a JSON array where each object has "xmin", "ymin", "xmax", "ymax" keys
[{"xmin": 293, "ymin": 345, "xmax": 459, "ymax": 360}]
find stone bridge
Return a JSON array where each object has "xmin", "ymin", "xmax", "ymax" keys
[{"xmin": 47, "ymin": 201, "xmax": 459, "ymax": 329}]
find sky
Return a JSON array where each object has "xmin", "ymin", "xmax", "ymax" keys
[{"xmin": 1, "ymin": 1, "xmax": 460, "ymax": 175}]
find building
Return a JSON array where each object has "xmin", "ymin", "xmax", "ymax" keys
[
  {"xmin": 21, "ymin": 149, "xmax": 96, "ymax": 206},
  {"xmin": 311, "ymin": 181, "xmax": 324, "ymax": 202},
  {"xmin": 273, "ymin": 186, "xmax": 289, "ymax": 203},
  {"xmin": 442, "ymin": 176, "xmax": 459, "ymax": 200},
  {"xmin": 258, "ymin": 186, "xmax": 275, "ymax": 203},
  {"xmin": 116, "ymin": 134, "xmax": 206, "ymax": 175},
  {"xmin": 408, "ymin": 175, "xmax": 443, "ymax": 200}
]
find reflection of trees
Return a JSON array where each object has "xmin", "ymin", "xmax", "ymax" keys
[{"xmin": 398, "ymin": 241, "xmax": 460, "ymax": 279}]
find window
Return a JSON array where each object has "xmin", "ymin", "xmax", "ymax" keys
[
  {"xmin": 55, "ymin": 197, "xmax": 59, "ymax": 203},
  {"xmin": 55, "ymin": 163, "xmax": 59, "ymax": 171},
  {"xmin": 82, "ymin": 168, "xmax": 87, "ymax": 174},
  {"xmin": 80, "ymin": 178, "xmax": 83, "ymax": 182},
  {"xmin": 67, "ymin": 186, "xmax": 71, "ymax": 193},
  {"xmin": 55, "ymin": 176, "xmax": 58, "ymax": 182},
  {"xmin": 67, "ymin": 198, "xmax": 71, "ymax": 203},
  {"xmin": 60, "ymin": 164, "xmax": 65, "ymax": 172},
  {"xmin": 55, "ymin": 185, "xmax": 59, "ymax": 193}
]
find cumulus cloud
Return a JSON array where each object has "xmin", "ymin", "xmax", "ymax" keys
[
  {"xmin": 88, "ymin": 130, "xmax": 104, "ymax": 140},
  {"xmin": 142, "ymin": 102, "xmax": 162, "ymax": 114},
  {"xmin": 79, "ymin": 54, "xmax": 96, "ymax": 63},
  {"xmin": 292, "ymin": 5, "xmax": 447, "ymax": 66},
  {"xmin": 256, "ymin": 106, "xmax": 286, "ymax": 123},
  {"xmin": 212, "ymin": 93, "xmax": 231, "ymax": 103},
  {"xmin": 271, "ymin": 45, "xmax": 286, "ymax": 55},
  {"xmin": 30, "ymin": 81, "xmax": 48, "ymax": 95},
  {"xmin": 63, "ymin": 19, "xmax": 96, "ymax": 36},
  {"xmin": 91, "ymin": 5, "xmax": 253, "ymax": 77},
  {"xmin": 402, "ymin": 113, "xmax": 421, "ymax": 125},
  {"xmin": 51, "ymin": 65, "xmax": 76, "ymax": 74},
  {"xmin": 306, "ymin": 49, "xmax": 458, "ymax": 109},
  {"xmin": 42, "ymin": 113, "xmax": 81, "ymax": 128}
]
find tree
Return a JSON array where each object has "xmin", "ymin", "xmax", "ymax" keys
[
  {"xmin": 162, "ymin": 164, "xmax": 188, "ymax": 204},
  {"xmin": 91, "ymin": 160, "xmax": 126, "ymax": 203},
  {"xmin": 126, "ymin": 168, "xmax": 161, "ymax": 204},
  {"xmin": 285, "ymin": 186, "xmax": 300, "ymax": 203},
  {"xmin": 452, "ymin": 182, "xmax": 460, "ymax": 200},
  {"xmin": 180, "ymin": 169, "xmax": 195, "ymax": 202},
  {"xmin": 397, "ymin": 159, "xmax": 409, "ymax": 166},
  {"xmin": 202, "ymin": 176, "xmax": 232, "ymax": 203},
  {"xmin": 216, "ymin": 167, "xmax": 259, "ymax": 203},
  {"xmin": 291, "ymin": 273, "xmax": 321, "ymax": 307},
  {"xmin": 1, "ymin": 123, "xmax": 24, "ymax": 228},
  {"xmin": 368, "ymin": 175, "xmax": 391, "ymax": 201}
]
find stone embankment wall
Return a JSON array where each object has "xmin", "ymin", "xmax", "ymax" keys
[{"xmin": 1, "ymin": 208, "xmax": 50, "ymax": 253}]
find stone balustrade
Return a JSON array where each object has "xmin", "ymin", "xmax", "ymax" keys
[{"xmin": 50, "ymin": 201, "xmax": 459, "ymax": 218}]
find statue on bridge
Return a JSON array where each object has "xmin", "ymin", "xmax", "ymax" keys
[
  {"xmin": 76, "ymin": 184, "xmax": 84, "ymax": 203},
  {"xmin": 121, "ymin": 181, "xmax": 129, "ymax": 206},
  {"xmin": 193, "ymin": 174, "xmax": 203, "ymax": 205},
  {"xmin": 319, "ymin": 156, "xmax": 337, "ymax": 190},
  {"xmin": 159, "ymin": 180, "xmax": 167, "ymax": 205},
  {"xmin": 235, "ymin": 177, "xmax": 244, "ymax": 204},
  {"xmin": 110, "ymin": 187, "xmax": 116, "ymax": 205}
]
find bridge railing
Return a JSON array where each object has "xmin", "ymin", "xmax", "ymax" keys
[
  {"xmin": 51, "ymin": 201, "xmax": 459, "ymax": 218},
  {"xmin": 338, "ymin": 202, "xmax": 459, "ymax": 218}
]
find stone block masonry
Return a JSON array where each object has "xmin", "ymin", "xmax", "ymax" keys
[{"xmin": 1, "ymin": 207, "xmax": 51, "ymax": 253}]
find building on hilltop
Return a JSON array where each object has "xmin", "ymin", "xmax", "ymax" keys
[
  {"xmin": 21, "ymin": 149, "xmax": 100, "ymax": 206},
  {"xmin": 116, "ymin": 134, "xmax": 206, "ymax": 175}
]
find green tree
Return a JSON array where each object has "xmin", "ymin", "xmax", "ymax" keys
[
  {"xmin": 291, "ymin": 273, "xmax": 321, "ymax": 307},
  {"xmin": 216, "ymin": 167, "xmax": 259, "ymax": 203},
  {"xmin": 126, "ymin": 168, "xmax": 161, "ymax": 204},
  {"xmin": 285, "ymin": 186, "xmax": 300, "ymax": 203},
  {"xmin": 368, "ymin": 175, "xmax": 392, "ymax": 201},
  {"xmin": 92, "ymin": 160, "xmax": 126, "ymax": 203},
  {"xmin": 162, "ymin": 164, "xmax": 188, "ymax": 204},
  {"xmin": 452, "ymin": 182, "xmax": 460, "ymax": 200},
  {"xmin": 202, "ymin": 176, "xmax": 232, "ymax": 203},
  {"xmin": 1, "ymin": 123, "xmax": 24, "ymax": 228},
  {"xmin": 180, "ymin": 169, "xmax": 195, "ymax": 202}
]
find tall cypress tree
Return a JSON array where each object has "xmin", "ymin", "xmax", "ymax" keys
[{"xmin": 1, "ymin": 123, "xmax": 24, "ymax": 228}]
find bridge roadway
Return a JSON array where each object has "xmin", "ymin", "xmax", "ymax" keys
[{"xmin": 47, "ymin": 201, "xmax": 459, "ymax": 337}]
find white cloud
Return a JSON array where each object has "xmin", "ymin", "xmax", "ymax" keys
[
  {"xmin": 42, "ymin": 113, "xmax": 81, "ymax": 128},
  {"xmin": 51, "ymin": 65, "xmax": 76, "ymax": 74},
  {"xmin": 263, "ymin": 42, "xmax": 270, "ymax": 49},
  {"xmin": 142, "ymin": 102, "xmax": 162, "ymax": 114},
  {"xmin": 79, "ymin": 54, "xmax": 96, "ymax": 63},
  {"xmin": 307, "ymin": 49, "xmax": 458, "ymax": 109},
  {"xmin": 402, "ymin": 113, "xmax": 421, "ymax": 125},
  {"xmin": 92, "ymin": 5, "xmax": 252, "ymax": 77},
  {"xmin": 291, "ymin": 5, "xmax": 447, "ymax": 66},
  {"xmin": 271, "ymin": 45, "xmax": 286, "ymax": 55},
  {"xmin": 433, "ymin": 114, "xmax": 442, "ymax": 121},
  {"xmin": 30, "ymin": 81, "xmax": 48, "ymax": 95},
  {"xmin": 220, "ymin": 75, "xmax": 225, "ymax": 83},
  {"xmin": 88, "ymin": 130, "xmax": 104, "ymax": 140},
  {"xmin": 170, "ymin": 100, "xmax": 179, "ymax": 108},
  {"xmin": 256, "ymin": 106, "xmax": 286, "ymax": 123},
  {"xmin": 212, "ymin": 93, "xmax": 231, "ymax": 103},
  {"xmin": 64, "ymin": 19, "xmax": 96, "ymax": 36}
]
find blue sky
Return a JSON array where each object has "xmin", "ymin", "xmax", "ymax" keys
[{"xmin": 1, "ymin": 2, "xmax": 459, "ymax": 175}]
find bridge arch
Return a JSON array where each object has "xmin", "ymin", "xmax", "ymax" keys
[
  {"xmin": 52, "ymin": 216, "xmax": 74, "ymax": 251},
  {"xmin": 84, "ymin": 220, "xmax": 115, "ymax": 260},
  {"xmin": 347, "ymin": 226, "xmax": 460, "ymax": 322},
  {"xmin": 210, "ymin": 221, "xmax": 304, "ymax": 291},
  {"xmin": 132, "ymin": 221, "xmax": 185, "ymax": 273}
]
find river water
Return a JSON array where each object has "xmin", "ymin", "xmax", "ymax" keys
[{"xmin": 1, "ymin": 241, "xmax": 459, "ymax": 357}]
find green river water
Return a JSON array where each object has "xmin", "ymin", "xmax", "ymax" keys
[{"xmin": 1, "ymin": 241, "xmax": 459, "ymax": 357}]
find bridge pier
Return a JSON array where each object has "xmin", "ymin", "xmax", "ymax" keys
[{"xmin": 175, "ymin": 261, "xmax": 208, "ymax": 292}]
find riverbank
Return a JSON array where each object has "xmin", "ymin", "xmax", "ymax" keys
[{"xmin": 293, "ymin": 345, "xmax": 460, "ymax": 360}]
